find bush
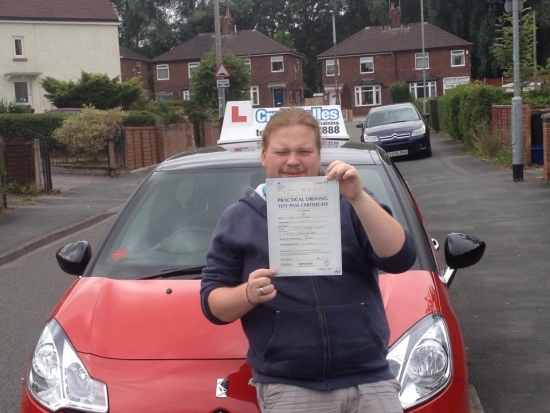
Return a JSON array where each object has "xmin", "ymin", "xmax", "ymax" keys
[
  {"xmin": 145, "ymin": 101, "xmax": 188, "ymax": 124},
  {"xmin": 523, "ymin": 84, "xmax": 550, "ymax": 108},
  {"xmin": 438, "ymin": 83, "xmax": 508, "ymax": 148},
  {"xmin": 52, "ymin": 107, "xmax": 124, "ymax": 154},
  {"xmin": 390, "ymin": 82, "xmax": 414, "ymax": 103},
  {"xmin": 123, "ymin": 111, "xmax": 159, "ymax": 127},
  {"xmin": 0, "ymin": 113, "xmax": 65, "ymax": 143},
  {"xmin": 0, "ymin": 98, "xmax": 26, "ymax": 114}
]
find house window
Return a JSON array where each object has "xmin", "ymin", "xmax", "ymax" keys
[
  {"xmin": 136, "ymin": 62, "xmax": 142, "ymax": 74},
  {"xmin": 157, "ymin": 64, "xmax": 169, "ymax": 80},
  {"xmin": 14, "ymin": 82, "xmax": 29, "ymax": 103},
  {"xmin": 188, "ymin": 62, "xmax": 200, "ymax": 77},
  {"xmin": 13, "ymin": 37, "xmax": 24, "ymax": 57},
  {"xmin": 415, "ymin": 53, "xmax": 429, "ymax": 70},
  {"xmin": 250, "ymin": 85, "xmax": 260, "ymax": 106},
  {"xmin": 182, "ymin": 90, "xmax": 190, "ymax": 101},
  {"xmin": 271, "ymin": 56, "xmax": 284, "ymax": 72},
  {"xmin": 410, "ymin": 81, "xmax": 437, "ymax": 99},
  {"xmin": 354, "ymin": 85, "xmax": 381, "ymax": 107},
  {"xmin": 360, "ymin": 57, "xmax": 374, "ymax": 74},
  {"xmin": 443, "ymin": 76, "xmax": 470, "ymax": 94},
  {"xmin": 242, "ymin": 58, "xmax": 251, "ymax": 72},
  {"xmin": 157, "ymin": 92, "xmax": 172, "ymax": 101},
  {"xmin": 326, "ymin": 59, "xmax": 340, "ymax": 76},
  {"xmin": 451, "ymin": 50, "xmax": 465, "ymax": 67}
]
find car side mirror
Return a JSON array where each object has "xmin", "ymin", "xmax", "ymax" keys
[
  {"xmin": 444, "ymin": 233, "xmax": 485, "ymax": 269},
  {"xmin": 56, "ymin": 241, "xmax": 92, "ymax": 276},
  {"xmin": 423, "ymin": 113, "xmax": 431, "ymax": 119}
]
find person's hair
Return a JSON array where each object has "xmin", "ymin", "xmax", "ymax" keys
[{"xmin": 262, "ymin": 107, "xmax": 321, "ymax": 151}]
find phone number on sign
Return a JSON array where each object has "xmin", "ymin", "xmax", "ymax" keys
[{"xmin": 321, "ymin": 126, "xmax": 340, "ymax": 135}]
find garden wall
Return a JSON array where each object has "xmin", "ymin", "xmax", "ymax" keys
[{"xmin": 491, "ymin": 105, "xmax": 532, "ymax": 163}]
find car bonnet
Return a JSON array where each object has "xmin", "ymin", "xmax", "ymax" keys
[{"xmin": 53, "ymin": 277, "xmax": 249, "ymax": 360}]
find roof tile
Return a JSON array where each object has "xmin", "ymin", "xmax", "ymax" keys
[
  {"xmin": 0, "ymin": 0, "xmax": 119, "ymax": 22},
  {"xmin": 153, "ymin": 30, "xmax": 304, "ymax": 62},
  {"xmin": 318, "ymin": 22, "xmax": 471, "ymax": 58}
]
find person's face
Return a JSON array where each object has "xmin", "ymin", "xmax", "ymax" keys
[{"xmin": 261, "ymin": 124, "xmax": 321, "ymax": 178}]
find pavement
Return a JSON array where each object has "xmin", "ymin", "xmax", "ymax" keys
[{"xmin": 0, "ymin": 168, "xmax": 154, "ymax": 266}]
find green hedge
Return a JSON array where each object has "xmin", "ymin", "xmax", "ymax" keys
[
  {"xmin": 438, "ymin": 84, "xmax": 508, "ymax": 146},
  {"xmin": 413, "ymin": 98, "xmax": 440, "ymax": 132},
  {"xmin": 0, "ymin": 113, "xmax": 66, "ymax": 143},
  {"xmin": 122, "ymin": 110, "xmax": 159, "ymax": 127}
]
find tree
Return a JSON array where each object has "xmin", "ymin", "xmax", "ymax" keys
[
  {"xmin": 493, "ymin": 7, "xmax": 536, "ymax": 89},
  {"xmin": 190, "ymin": 50, "xmax": 251, "ymax": 110},
  {"xmin": 41, "ymin": 72, "xmax": 149, "ymax": 110},
  {"xmin": 109, "ymin": 0, "xmax": 178, "ymax": 58}
]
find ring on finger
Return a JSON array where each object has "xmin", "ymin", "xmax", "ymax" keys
[{"xmin": 259, "ymin": 286, "xmax": 265, "ymax": 295}]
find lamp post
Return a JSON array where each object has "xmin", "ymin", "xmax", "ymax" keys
[
  {"xmin": 505, "ymin": 0, "xmax": 524, "ymax": 182},
  {"xmin": 214, "ymin": 0, "xmax": 225, "ymax": 126},
  {"xmin": 420, "ymin": 0, "xmax": 427, "ymax": 114},
  {"xmin": 331, "ymin": 10, "xmax": 340, "ymax": 105}
]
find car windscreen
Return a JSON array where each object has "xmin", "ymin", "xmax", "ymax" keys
[
  {"xmin": 367, "ymin": 106, "xmax": 420, "ymax": 127},
  {"xmin": 90, "ymin": 165, "xmax": 414, "ymax": 280}
]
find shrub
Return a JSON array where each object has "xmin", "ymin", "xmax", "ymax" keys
[
  {"xmin": 0, "ymin": 98, "xmax": 26, "ymax": 114},
  {"xmin": 390, "ymin": 82, "xmax": 414, "ymax": 103},
  {"xmin": 0, "ymin": 114, "xmax": 65, "ymax": 143},
  {"xmin": 123, "ymin": 111, "xmax": 159, "ymax": 127},
  {"xmin": 52, "ymin": 107, "xmax": 124, "ymax": 155}
]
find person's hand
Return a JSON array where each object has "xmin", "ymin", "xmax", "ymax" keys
[
  {"xmin": 326, "ymin": 160, "xmax": 363, "ymax": 202},
  {"xmin": 246, "ymin": 269, "xmax": 277, "ymax": 305}
]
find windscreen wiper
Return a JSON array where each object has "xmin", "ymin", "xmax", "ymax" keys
[{"xmin": 139, "ymin": 266, "xmax": 206, "ymax": 280}]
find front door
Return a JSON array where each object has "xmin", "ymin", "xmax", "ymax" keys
[
  {"xmin": 14, "ymin": 81, "xmax": 30, "ymax": 104},
  {"xmin": 273, "ymin": 88, "xmax": 284, "ymax": 107}
]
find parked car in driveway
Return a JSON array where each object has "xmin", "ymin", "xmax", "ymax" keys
[
  {"xmin": 357, "ymin": 102, "xmax": 432, "ymax": 158},
  {"xmin": 20, "ymin": 103, "xmax": 484, "ymax": 413}
]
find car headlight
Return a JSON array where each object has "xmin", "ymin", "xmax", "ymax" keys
[
  {"xmin": 411, "ymin": 124, "xmax": 426, "ymax": 136},
  {"xmin": 363, "ymin": 133, "xmax": 380, "ymax": 142},
  {"xmin": 28, "ymin": 319, "xmax": 108, "ymax": 413},
  {"xmin": 387, "ymin": 313, "xmax": 451, "ymax": 409}
]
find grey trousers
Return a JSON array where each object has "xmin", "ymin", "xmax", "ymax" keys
[{"xmin": 251, "ymin": 379, "xmax": 403, "ymax": 413}]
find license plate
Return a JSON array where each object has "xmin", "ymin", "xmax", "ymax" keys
[{"xmin": 387, "ymin": 149, "xmax": 409, "ymax": 157}]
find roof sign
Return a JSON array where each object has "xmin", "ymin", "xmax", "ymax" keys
[
  {"xmin": 215, "ymin": 62, "xmax": 231, "ymax": 79},
  {"xmin": 218, "ymin": 101, "xmax": 350, "ymax": 152}
]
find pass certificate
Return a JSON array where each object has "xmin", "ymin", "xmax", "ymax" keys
[{"xmin": 266, "ymin": 176, "xmax": 342, "ymax": 276}]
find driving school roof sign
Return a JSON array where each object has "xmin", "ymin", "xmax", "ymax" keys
[{"xmin": 218, "ymin": 101, "xmax": 350, "ymax": 152}]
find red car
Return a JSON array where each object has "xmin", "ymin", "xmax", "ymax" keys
[{"xmin": 20, "ymin": 142, "xmax": 484, "ymax": 413}]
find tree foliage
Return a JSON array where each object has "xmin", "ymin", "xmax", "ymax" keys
[
  {"xmin": 41, "ymin": 72, "xmax": 149, "ymax": 110},
  {"xmin": 493, "ymin": 7, "xmax": 535, "ymax": 88},
  {"xmin": 190, "ymin": 50, "xmax": 251, "ymax": 110},
  {"xmin": 109, "ymin": 0, "xmax": 550, "ymax": 90}
]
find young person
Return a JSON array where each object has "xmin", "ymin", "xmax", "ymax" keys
[{"xmin": 200, "ymin": 107, "xmax": 416, "ymax": 413}]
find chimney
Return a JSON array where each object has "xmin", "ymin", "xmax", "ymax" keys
[
  {"xmin": 390, "ymin": 3, "xmax": 402, "ymax": 29},
  {"xmin": 220, "ymin": 9, "xmax": 234, "ymax": 36}
]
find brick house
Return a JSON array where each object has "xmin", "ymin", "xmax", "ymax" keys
[
  {"xmin": 152, "ymin": 11, "xmax": 305, "ymax": 108},
  {"xmin": 120, "ymin": 45, "xmax": 149, "ymax": 89},
  {"xmin": 318, "ymin": 4, "xmax": 473, "ymax": 117},
  {"xmin": 0, "ymin": 0, "xmax": 120, "ymax": 113}
]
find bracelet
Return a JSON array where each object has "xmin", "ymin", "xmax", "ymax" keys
[{"xmin": 245, "ymin": 283, "xmax": 257, "ymax": 306}]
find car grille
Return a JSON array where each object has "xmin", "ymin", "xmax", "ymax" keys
[{"xmin": 379, "ymin": 132, "xmax": 411, "ymax": 141}]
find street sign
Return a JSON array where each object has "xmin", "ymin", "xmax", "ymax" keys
[
  {"xmin": 217, "ymin": 78, "xmax": 230, "ymax": 88},
  {"xmin": 215, "ymin": 62, "xmax": 231, "ymax": 79}
]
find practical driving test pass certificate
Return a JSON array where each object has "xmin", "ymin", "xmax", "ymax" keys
[{"xmin": 266, "ymin": 176, "xmax": 342, "ymax": 276}]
